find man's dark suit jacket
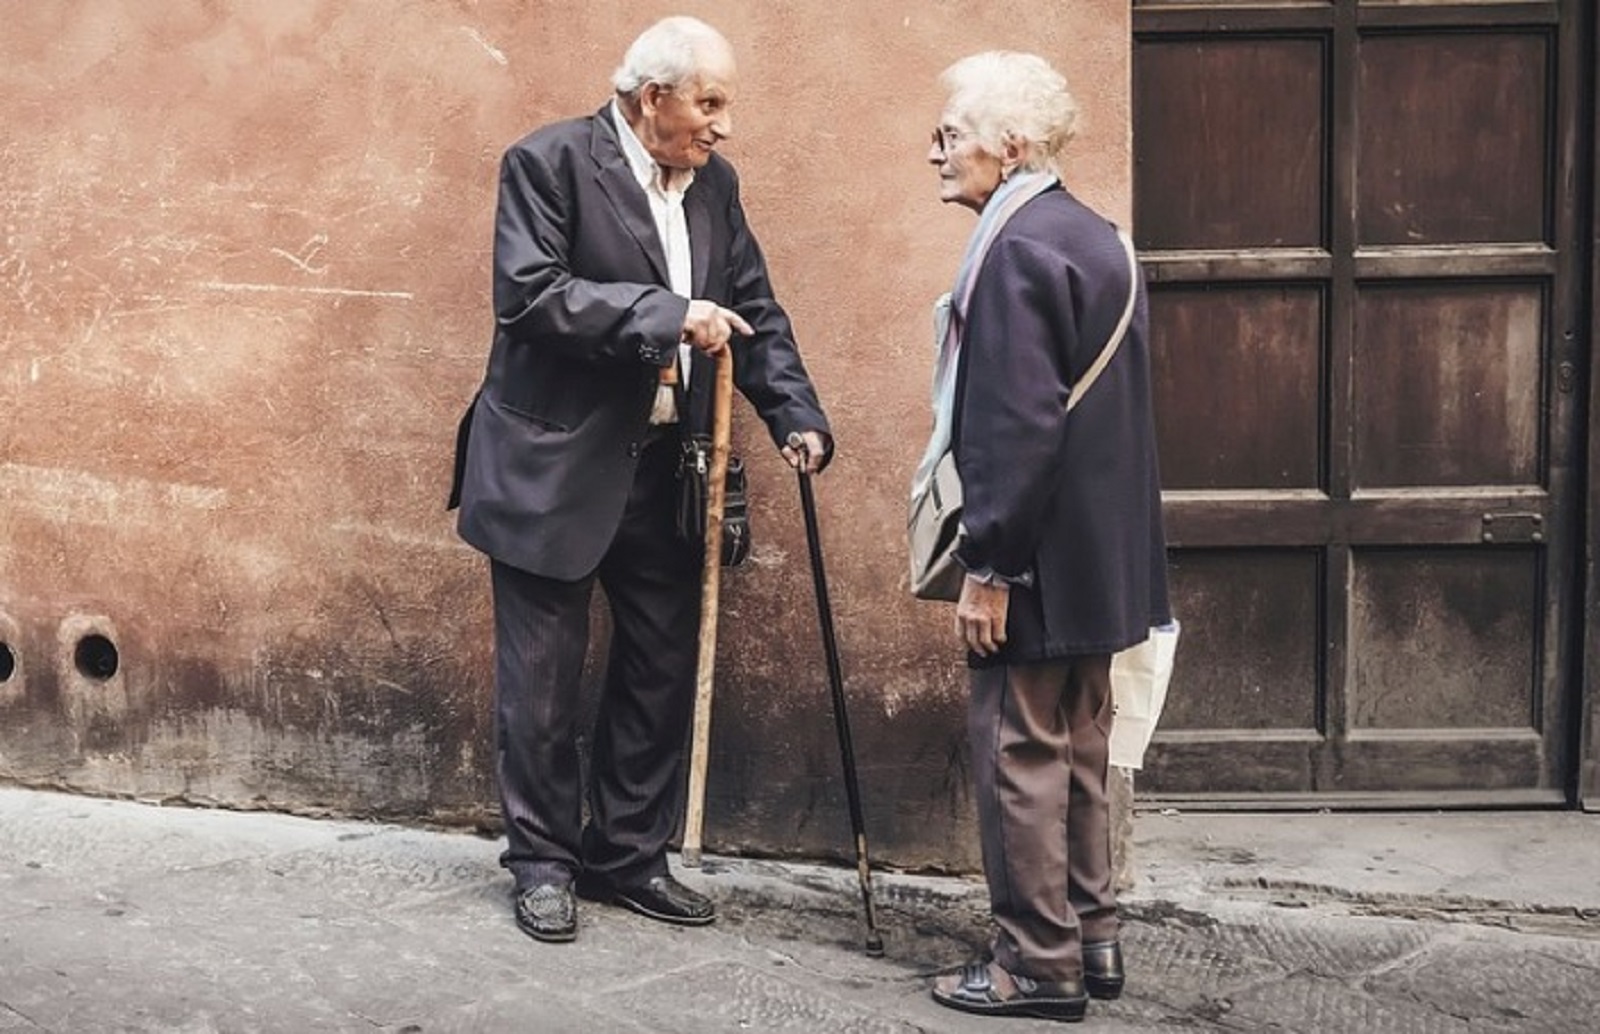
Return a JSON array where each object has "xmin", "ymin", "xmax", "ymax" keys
[{"xmin": 449, "ymin": 105, "xmax": 829, "ymax": 580}]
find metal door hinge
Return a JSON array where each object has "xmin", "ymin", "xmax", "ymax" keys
[{"xmin": 1481, "ymin": 512, "xmax": 1543, "ymax": 543}]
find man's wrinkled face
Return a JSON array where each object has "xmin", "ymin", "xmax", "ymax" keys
[{"xmin": 640, "ymin": 48, "xmax": 737, "ymax": 170}]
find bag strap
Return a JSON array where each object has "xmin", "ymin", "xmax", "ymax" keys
[{"xmin": 1065, "ymin": 229, "xmax": 1139, "ymax": 413}]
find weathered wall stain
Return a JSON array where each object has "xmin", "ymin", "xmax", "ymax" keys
[{"xmin": 0, "ymin": 1, "xmax": 1129, "ymax": 871}]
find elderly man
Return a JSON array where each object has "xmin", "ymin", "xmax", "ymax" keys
[{"xmin": 449, "ymin": 16, "xmax": 833, "ymax": 944}]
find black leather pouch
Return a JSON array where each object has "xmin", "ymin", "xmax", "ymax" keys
[{"xmin": 675, "ymin": 435, "xmax": 751, "ymax": 567}]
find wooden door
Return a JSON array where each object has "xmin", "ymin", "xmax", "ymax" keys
[{"xmin": 1133, "ymin": 0, "xmax": 1589, "ymax": 803}]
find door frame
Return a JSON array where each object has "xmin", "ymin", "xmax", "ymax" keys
[{"xmin": 1581, "ymin": 0, "xmax": 1600, "ymax": 810}]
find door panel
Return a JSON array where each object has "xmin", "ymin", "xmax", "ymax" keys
[
  {"xmin": 1353, "ymin": 283, "xmax": 1544, "ymax": 488},
  {"xmin": 1349, "ymin": 548, "xmax": 1539, "ymax": 731},
  {"xmin": 1356, "ymin": 31, "xmax": 1549, "ymax": 246},
  {"xmin": 1160, "ymin": 550, "xmax": 1323, "ymax": 731},
  {"xmin": 1152, "ymin": 286, "xmax": 1324, "ymax": 490},
  {"xmin": 1134, "ymin": 0, "xmax": 1586, "ymax": 804},
  {"xmin": 1135, "ymin": 37, "xmax": 1327, "ymax": 249}
]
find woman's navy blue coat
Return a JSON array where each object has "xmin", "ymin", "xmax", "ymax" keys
[{"xmin": 951, "ymin": 186, "xmax": 1172, "ymax": 662}]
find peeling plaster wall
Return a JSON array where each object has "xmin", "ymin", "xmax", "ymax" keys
[{"xmin": 0, "ymin": 1, "xmax": 1130, "ymax": 871}]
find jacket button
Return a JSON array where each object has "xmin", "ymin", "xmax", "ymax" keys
[{"xmin": 627, "ymin": 442, "xmax": 641, "ymax": 459}]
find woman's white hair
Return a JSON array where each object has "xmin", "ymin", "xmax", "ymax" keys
[
  {"xmin": 612, "ymin": 16, "xmax": 730, "ymax": 97},
  {"xmin": 940, "ymin": 51, "xmax": 1080, "ymax": 174}
]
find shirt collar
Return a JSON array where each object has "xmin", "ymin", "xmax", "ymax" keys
[{"xmin": 610, "ymin": 99, "xmax": 694, "ymax": 197}]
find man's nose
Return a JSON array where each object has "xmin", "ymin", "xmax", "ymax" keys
[{"xmin": 712, "ymin": 111, "xmax": 732, "ymax": 139}]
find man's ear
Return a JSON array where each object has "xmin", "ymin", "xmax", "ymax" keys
[{"xmin": 639, "ymin": 81, "xmax": 666, "ymax": 117}]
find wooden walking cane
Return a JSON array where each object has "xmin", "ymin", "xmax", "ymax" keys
[{"xmin": 682, "ymin": 348, "xmax": 733, "ymax": 868}]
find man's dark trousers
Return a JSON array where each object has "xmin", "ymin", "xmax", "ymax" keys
[{"xmin": 490, "ymin": 431, "xmax": 700, "ymax": 891}]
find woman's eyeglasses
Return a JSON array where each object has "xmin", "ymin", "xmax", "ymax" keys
[{"xmin": 931, "ymin": 126, "xmax": 971, "ymax": 158}]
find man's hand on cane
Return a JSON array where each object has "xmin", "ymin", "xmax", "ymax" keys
[
  {"xmin": 684, "ymin": 305, "xmax": 831, "ymax": 473},
  {"xmin": 784, "ymin": 430, "xmax": 833, "ymax": 475},
  {"xmin": 682, "ymin": 300, "xmax": 751, "ymax": 357}
]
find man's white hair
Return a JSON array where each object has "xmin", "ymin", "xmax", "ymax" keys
[
  {"xmin": 940, "ymin": 51, "xmax": 1079, "ymax": 174},
  {"xmin": 612, "ymin": 16, "xmax": 731, "ymax": 97}
]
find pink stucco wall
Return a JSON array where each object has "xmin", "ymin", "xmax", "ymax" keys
[{"xmin": 0, "ymin": 1, "xmax": 1130, "ymax": 869}]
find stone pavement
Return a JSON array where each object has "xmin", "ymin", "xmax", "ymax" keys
[{"xmin": 2, "ymin": 786, "xmax": 1599, "ymax": 1033}]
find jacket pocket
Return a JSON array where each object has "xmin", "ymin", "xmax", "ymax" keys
[{"xmin": 498, "ymin": 400, "xmax": 569, "ymax": 433}]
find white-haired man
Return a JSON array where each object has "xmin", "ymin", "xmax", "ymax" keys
[{"xmin": 449, "ymin": 16, "xmax": 833, "ymax": 944}]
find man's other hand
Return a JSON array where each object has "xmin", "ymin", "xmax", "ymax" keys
[{"xmin": 782, "ymin": 430, "xmax": 833, "ymax": 475}]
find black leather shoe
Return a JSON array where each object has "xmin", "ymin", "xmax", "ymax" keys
[
  {"xmin": 592, "ymin": 874, "xmax": 716, "ymax": 926},
  {"xmin": 1082, "ymin": 940, "xmax": 1124, "ymax": 1000},
  {"xmin": 513, "ymin": 882, "xmax": 577, "ymax": 943},
  {"xmin": 931, "ymin": 961, "xmax": 1088, "ymax": 1023}
]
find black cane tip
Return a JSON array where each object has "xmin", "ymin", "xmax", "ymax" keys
[{"xmin": 865, "ymin": 933, "xmax": 885, "ymax": 958}]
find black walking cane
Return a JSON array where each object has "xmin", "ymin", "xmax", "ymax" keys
[{"xmin": 788, "ymin": 433, "xmax": 885, "ymax": 957}]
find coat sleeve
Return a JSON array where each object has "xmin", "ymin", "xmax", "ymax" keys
[
  {"xmin": 719, "ymin": 170, "xmax": 832, "ymax": 445},
  {"xmin": 953, "ymin": 234, "xmax": 1077, "ymax": 580},
  {"xmin": 492, "ymin": 143, "xmax": 687, "ymax": 367}
]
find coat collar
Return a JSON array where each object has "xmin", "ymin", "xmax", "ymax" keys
[
  {"xmin": 685, "ymin": 177, "xmax": 710, "ymax": 297},
  {"xmin": 589, "ymin": 102, "xmax": 710, "ymax": 296},
  {"xmin": 589, "ymin": 103, "xmax": 670, "ymax": 285}
]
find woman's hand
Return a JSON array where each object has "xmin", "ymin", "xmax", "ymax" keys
[{"xmin": 956, "ymin": 575, "xmax": 1010, "ymax": 657}]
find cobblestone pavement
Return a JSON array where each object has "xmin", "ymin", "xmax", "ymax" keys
[{"xmin": 2, "ymin": 788, "xmax": 1598, "ymax": 1033}]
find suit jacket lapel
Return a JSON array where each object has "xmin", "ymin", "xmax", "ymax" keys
[
  {"xmin": 686, "ymin": 187, "xmax": 711, "ymax": 298},
  {"xmin": 588, "ymin": 105, "xmax": 670, "ymax": 285}
]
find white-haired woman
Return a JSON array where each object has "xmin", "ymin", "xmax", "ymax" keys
[{"xmin": 915, "ymin": 52, "xmax": 1170, "ymax": 1022}]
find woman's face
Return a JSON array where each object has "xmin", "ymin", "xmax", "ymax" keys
[{"xmin": 929, "ymin": 113, "xmax": 1005, "ymax": 212}]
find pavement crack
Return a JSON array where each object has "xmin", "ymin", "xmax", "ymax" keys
[
  {"xmin": 1365, "ymin": 925, "xmax": 1449, "ymax": 981},
  {"xmin": 1218, "ymin": 875, "xmax": 1600, "ymax": 938},
  {"xmin": 1405, "ymin": 986, "xmax": 1476, "ymax": 1026},
  {"xmin": 1123, "ymin": 898, "xmax": 1219, "ymax": 930},
  {"xmin": 1526, "ymin": 942, "xmax": 1600, "ymax": 977},
  {"xmin": 0, "ymin": 1001, "xmax": 43, "ymax": 1030},
  {"xmin": 593, "ymin": 957, "xmax": 726, "ymax": 996}
]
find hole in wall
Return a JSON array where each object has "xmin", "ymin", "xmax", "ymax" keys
[
  {"xmin": 74, "ymin": 635, "xmax": 119, "ymax": 681},
  {"xmin": 0, "ymin": 643, "xmax": 13, "ymax": 683}
]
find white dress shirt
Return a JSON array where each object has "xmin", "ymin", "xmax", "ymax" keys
[{"xmin": 612, "ymin": 101, "xmax": 694, "ymax": 423}]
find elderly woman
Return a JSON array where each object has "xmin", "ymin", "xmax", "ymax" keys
[{"xmin": 916, "ymin": 52, "xmax": 1171, "ymax": 1022}]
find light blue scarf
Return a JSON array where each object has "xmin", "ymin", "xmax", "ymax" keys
[{"xmin": 911, "ymin": 170, "xmax": 1057, "ymax": 499}]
